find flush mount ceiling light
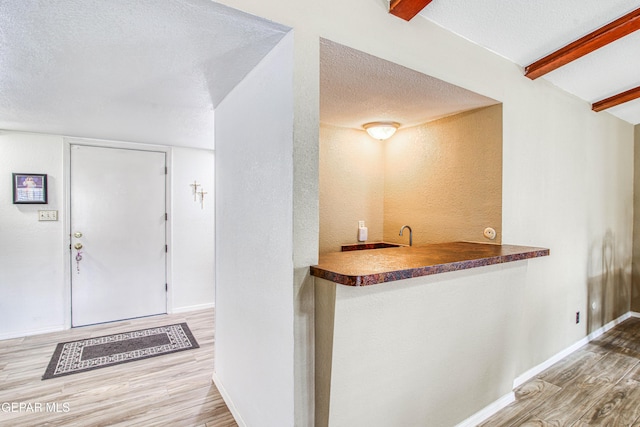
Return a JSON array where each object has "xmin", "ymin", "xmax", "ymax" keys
[{"xmin": 363, "ymin": 121, "xmax": 400, "ymax": 140}]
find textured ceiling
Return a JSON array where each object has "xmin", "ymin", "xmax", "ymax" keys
[
  {"xmin": 0, "ymin": 0, "xmax": 289, "ymax": 148},
  {"xmin": 419, "ymin": 0, "xmax": 640, "ymax": 124},
  {"xmin": 320, "ymin": 39, "xmax": 499, "ymax": 130},
  {"xmin": 5, "ymin": 1, "xmax": 634, "ymax": 147}
]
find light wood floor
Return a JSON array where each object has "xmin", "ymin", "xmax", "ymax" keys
[
  {"xmin": 0, "ymin": 309, "xmax": 237, "ymax": 427},
  {"xmin": 481, "ymin": 316, "xmax": 640, "ymax": 426},
  {"xmin": 10, "ymin": 312, "xmax": 640, "ymax": 427}
]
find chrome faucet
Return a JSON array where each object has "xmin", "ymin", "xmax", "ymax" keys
[{"xmin": 399, "ymin": 225, "xmax": 412, "ymax": 246}]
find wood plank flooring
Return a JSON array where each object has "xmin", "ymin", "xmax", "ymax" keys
[
  {"xmin": 481, "ymin": 317, "xmax": 640, "ymax": 426},
  {"xmin": 0, "ymin": 309, "xmax": 237, "ymax": 426},
  {"xmin": 10, "ymin": 310, "xmax": 640, "ymax": 426}
]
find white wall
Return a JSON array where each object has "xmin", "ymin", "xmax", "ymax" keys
[
  {"xmin": 213, "ymin": 32, "xmax": 295, "ymax": 426},
  {"xmin": 171, "ymin": 147, "xmax": 215, "ymax": 312},
  {"xmin": 0, "ymin": 132, "xmax": 66, "ymax": 338},
  {"xmin": 0, "ymin": 131, "xmax": 215, "ymax": 339}
]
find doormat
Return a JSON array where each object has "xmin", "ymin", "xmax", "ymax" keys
[{"xmin": 42, "ymin": 323, "xmax": 199, "ymax": 380}]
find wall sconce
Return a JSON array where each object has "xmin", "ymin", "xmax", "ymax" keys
[{"xmin": 363, "ymin": 121, "xmax": 400, "ymax": 140}]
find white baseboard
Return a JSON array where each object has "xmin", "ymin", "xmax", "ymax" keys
[
  {"xmin": 171, "ymin": 302, "xmax": 215, "ymax": 314},
  {"xmin": 512, "ymin": 338, "xmax": 589, "ymax": 390},
  {"xmin": 461, "ymin": 311, "xmax": 636, "ymax": 426},
  {"xmin": 513, "ymin": 311, "xmax": 632, "ymax": 389},
  {"xmin": 455, "ymin": 392, "xmax": 515, "ymax": 427},
  {"xmin": 212, "ymin": 372, "xmax": 245, "ymax": 427},
  {"xmin": 586, "ymin": 312, "xmax": 631, "ymax": 341},
  {"xmin": 1, "ymin": 303, "xmax": 217, "ymax": 341},
  {"xmin": 0, "ymin": 325, "xmax": 66, "ymax": 341}
]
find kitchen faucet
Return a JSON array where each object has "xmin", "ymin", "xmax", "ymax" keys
[{"xmin": 399, "ymin": 225, "xmax": 412, "ymax": 246}]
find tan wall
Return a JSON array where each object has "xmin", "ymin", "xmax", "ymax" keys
[
  {"xmin": 320, "ymin": 105, "xmax": 502, "ymax": 253},
  {"xmin": 216, "ymin": 0, "xmax": 635, "ymax": 424},
  {"xmin": 633, "ymin": 125, "xmax": 640, "ymax": 312},
  {"xmin": 384, "ymin": 105, "xmax": 502, "ymax": 245},
  {"xmin": 319, "ymin": 124, "xmax": 385, "ymax": 253},
  {"xmin": 317, "ymin": 261, "xmax": 527, "ymax": 427}
]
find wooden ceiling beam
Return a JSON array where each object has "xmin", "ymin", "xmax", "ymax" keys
[
  {"xmin": 592, "ymin": 86, "xmax": 640, "ymax": 112},
  {"xmin": 525, "ymin": 7, "xmax": 640, "ymax": 80},
  {"xmin": 389, "ymin": 0, "xmax": 433, "ymax": 21}
]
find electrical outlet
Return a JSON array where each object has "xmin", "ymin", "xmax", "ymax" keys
[
  {"xmin": 358, "ymin": 220, "xmax": 365, "ymax": 228},
  {"xmin": 483, "ymin": 227, "xmax": 496, "ymax": 240},
  {"xmin": 576, "ymin": 311, "xmax": 580, "ymax": 324},
  {"xmin": 38, "ymin": 210, "xmax": 58, "ymax": 221}
]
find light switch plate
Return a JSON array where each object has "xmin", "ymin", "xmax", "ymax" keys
[{"xmin": 38, "ymin": 210, "xmax": 58, "ymax": 221}]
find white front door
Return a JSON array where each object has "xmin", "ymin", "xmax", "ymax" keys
[{"xmin": 70, "ymin": 145, "xmax": 167, "ymax": 327}]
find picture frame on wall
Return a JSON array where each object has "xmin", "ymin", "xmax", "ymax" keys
[{"xmin": 12, "ymin": 173, "xmax": 48, "ymax": 204}]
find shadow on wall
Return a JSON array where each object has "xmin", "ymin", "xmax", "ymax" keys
[{"xmin": 587, "ymin": 230, "xmax": 631, "ymax": 335}]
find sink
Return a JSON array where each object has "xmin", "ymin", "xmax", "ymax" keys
[{"xmin": 341, "ymin": 242, "xmax": 402, "ymax": 251}]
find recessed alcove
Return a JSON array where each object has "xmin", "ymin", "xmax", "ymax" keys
[{"xmin": 319, "ymin": 39, "xmax": 503, "ymax": 253}]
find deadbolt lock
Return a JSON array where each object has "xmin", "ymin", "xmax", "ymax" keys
[
  {"xmin": 74, "ymin": 232, "xmax": 83, "ymax": 238},
  {"xmin": 74, "ymin": 243, "xmax": 83, "ymax": 250}
]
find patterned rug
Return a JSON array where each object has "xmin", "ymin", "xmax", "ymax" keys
[{"xmin": 42, "ymin": 323, "xmax": 199, "ymax": 380}]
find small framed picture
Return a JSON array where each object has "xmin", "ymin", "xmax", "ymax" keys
[{"xmin": 12, "ymin": 173, "xmax": 48, "ymax": 204}]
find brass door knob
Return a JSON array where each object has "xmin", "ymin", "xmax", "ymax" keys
[
  {"xmin": 74, "ymin": 243, "xmax": 83, "ymax": 250},
  {"xmin": 74, "ymin": 232, "xmax": 83, "ymax": 238}
]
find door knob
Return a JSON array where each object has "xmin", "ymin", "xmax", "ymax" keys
[
  {"xmin": 74, "ymin": 243, "xmax": 83, "ymax": 250},
  {"xmin": 74, "ymin": 232, "xmax": 83, "ymax": 238}
]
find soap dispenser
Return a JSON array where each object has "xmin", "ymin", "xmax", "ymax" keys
[{"xmin": 358, "ymin": 220, "xmax": 368, "ymax": 242}]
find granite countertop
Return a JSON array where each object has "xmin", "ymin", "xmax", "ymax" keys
[{"xmin": 311, "ymin": 241, "xmax": 549, "ymax": 286}]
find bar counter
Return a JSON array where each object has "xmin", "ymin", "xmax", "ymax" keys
[{"xmin": 311, "ymin": 241, "xmax": 549, "ymax": 286}]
